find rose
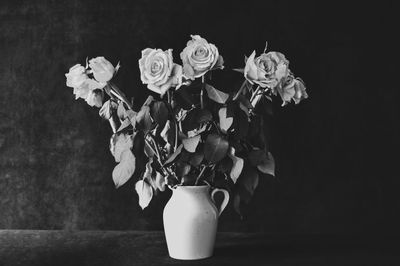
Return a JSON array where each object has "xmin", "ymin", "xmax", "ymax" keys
[
  {"xmin": 180, "ymin": 35, "xmax": 223, "ymax": 80},
  {"xmin": 139, "ymin": 48, "xmax": 182, "ymax": 95},
  {"xmin": 85, "ymin": 89, "xmax": 104, "ymax": 107},
  {"xmin": 244, "ymin": 51, "xmax": 289, "ymax": 89},
  {"xmin": 72, "ymin": 78, "xmax": 103, "ymax": 105},
  {"xmin": 89, "ymin": 56, "xmax": 116, "ymax": 83},
  {"xmin": 65, "ymin": 64, "xmax": 88, "ymax": 88},
  {"xmin": 277, "ymin": 74, "xmax": 308, "ymax": 106}
]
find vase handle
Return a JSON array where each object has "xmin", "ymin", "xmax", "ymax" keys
[{"xmin": 211, "ymin": 188, "xmax": 230, "ymax": 216}]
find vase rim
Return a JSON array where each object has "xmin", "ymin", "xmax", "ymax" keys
[{"xmin": 174, "ymin": 185, "xmax": 210, "ymax": 190}]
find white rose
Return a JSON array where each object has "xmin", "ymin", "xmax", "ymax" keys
[
  {"xmin": 244, "ymin": 51, "xmax": 289, "ymax": 89},
  {"xmin": 139, "ymin": 48, "xmax": 182, "ymax": 95},
  {"xmin": 89, "ymin": 56, "xmax": 116, "ymax": 83},
  {"xmin": 85, "ymin": 89, "xmax": 104, "ymax": 108},
  {"xmin": 65, "ymin": 64, "xmax": 88, "ymax": 88},
  {"xmin": 180, "ymin": 35, "xmax": 224, "ymax": 80},
  {"xmin": 277, "ymin": 74, "xmax": 308, "ymax": 106}
]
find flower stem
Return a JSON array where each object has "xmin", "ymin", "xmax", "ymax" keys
[
  {"xmin": 250, "ymin": 86, "xmax": 261, "ymax": 103},
  {"xmin": 200, "ymin": 76, "xmax": 205, "ymax": 109},
  {"xmin": 233, "ymin": 80, "xmax": 248, "ymax": 100}
]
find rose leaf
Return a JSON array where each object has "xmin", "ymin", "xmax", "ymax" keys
[
  {"xmin": 112, "ymin": 149, "xmax": 136, "ymax": 188},
  {"xmin": 135, "ymin": 180, "xmax": 153, "ymax": 210},
  {"xmin": 204, "ymin": 134, "xmax": 229, "ymax": 163},
  {"xmin": 182, "ymin": 135, "xmax": 201, "ymax": 153},
  {"xmin": 257, "ymin": 152, "xmax": 275, "ymax": 176},
  {"xmin": 163, "ymin": 144, "xmax": 183, "ymax": 165},
  {"xmin": 205, "ymin": 84, "xmax": 229, "ymax": 104},
  {"xmin": 150, "ymin": 101, "xmax": 168, "ymax": 128},
  {"xmin": 227, "ymin": 147, "xmax": 244, "ymax": 184},
  {"xmin": 218, "ymin": 107, "xmax": 233, "ymax": 133}
]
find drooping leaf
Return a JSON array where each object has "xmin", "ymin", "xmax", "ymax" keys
[
  {"xmin": 182, "ymin": 135, "xmax": 201, "ymax": 153},
  {"xmin": 163, "ymin": 144, "xmax": 183, "ymax": 165},
  {"xmin": 257, "ymin": 152, "xmax": 275, "ymax": 176},
  {"xmin": 117, "ymin": 101, "xmax": 126, "ymax": 120},
  {"xmin": 227, "ymin": 147, "xmax": 244, "ymax": 183},
  {"xmin": 204, "ymin": 134, "xmax": 229, "ymax": 163},
  {"xmin": 136, "ymin": 105, "xmax": 153, "ymax": 133},
  {"xmin": 112, "ymin": 149, "xmax": 136, "ymax": 188},
  {"xmin": 218, "ymin": 107, "xmax": 233, "ymax": 133},
  {"xmin": 135, "ymin": 180, "xmax": 153, "ymax": 210},
  {"xmin": 160, "ymin": 120, "xmax": 176, "ymax": 147},
  {"xmin": 154, "ymin": 172, "xmax": 166, "ymax": 192},
  {"xmin": 205, "ymin": 84, "xmax": 229, "ymax": 104},
  {"xmin": 117, "ymin": 119, "xmax": 131, "ymax": 132},
  {"xmin": 99, "ymin": 100, "xmax": 118, "ymax": 120},
  {"xmin": 150, "ymin": 101, "xmax": 168, "ymax": 128},
  {"xmin": 110, "ymin": 133, "xmax": 133, "ymax": 162}
]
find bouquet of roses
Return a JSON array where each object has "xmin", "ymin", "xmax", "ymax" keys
[{"xmin": 65, "ymin": 35, "xmax": 308, "ymax": 216}]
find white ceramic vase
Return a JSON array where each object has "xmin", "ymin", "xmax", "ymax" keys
[{"xmin": 163, "ymin": 185, "xmax": 230, "ymax": 260}]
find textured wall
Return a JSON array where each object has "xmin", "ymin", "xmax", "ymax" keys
[{"xmin": 0, "ymin": 0, "xmax": 397, "ymax": 232}]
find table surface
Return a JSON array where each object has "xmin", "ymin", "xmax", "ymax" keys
[{"xmin": 0, "ymin": 230, "xmax": 399, "ymax": 266}]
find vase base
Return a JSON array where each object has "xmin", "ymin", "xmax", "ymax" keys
[{"xmin": 168, "ymin": 254, "xmax": 213, "ymax": 260}]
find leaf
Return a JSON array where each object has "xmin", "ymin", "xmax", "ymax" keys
[
  {"xmin": 218, "ymin": 107, "xmax": 233, "ymax": 133},
  {"xmin": 154, "ymin": 172, "xmax": 166, "ymax": 192},
  {"xmin": 237, "ymin": 163, "xmax": 259, "ymax": 198},
  {"xmin": 117, "ymin": 101, "xmax": 126, "ymax": 120},
  {"xmin": 204, "ymin": 134, "xmax": 229, "ymax": 163},
  {"xmin": 163, "ymin": 144, "xmax": 183, "ymax": 165},
  {"xmin": 150, "ymin": 101, "xmax": 168, "ymax": 128},
  {"xmin": 136, "ymin": 105, "xmax": 153, "ymax": 133},
  {"xmin": 227, "ymin": 147, "xmax": 244, "ymax": 184},
  {"xmin": 175, "ymin": 162, "xmax": 191, "ymax": 178},
  {"xmin": 99, "ymin": 100, "xmax": 117, "ymax": 120},
  {"xmin": 160, "ymin": 120, "xmax": 176, "ymax": 147},
  {"xmin": 112, "ymin": 150, "xmax": 136, "ymax": 188},
  {"xmin": 257, "ymin": 152, "xmax": 275, "ymax": 176},
  {"xmin": 189, "ymin": 151, "xmax": 204, "ymax": 166},
  {"xmin": 232, "ymin": 107, "xmax": 249, "ymax": 140},
  {"xmin": 205, "ymin": 84, "xmax": 229, "ymax": 104},
  {"xmin": 110, "ymin": 133, "xmax": 133, "ymax": 162},
  {"xmin": 135, "ymin": 180, "xmax": 153, "ymax": 210},
  {"xmin": 247, "ymin": 149, "xmax": 266, "ymax": 167},
  {"xmin": 182, "ymin": 109, "xmax": 211, "ymax": 133},
  {"xmin": 233, "ymin": 68, "xmax": 244, "ymax": 74},
  {"xmin": 117, "ymin": 119, "xmax": 131, "ymax": 132},
  {"xmin": 182, "ymin": 135, "xmax": 201, "ymax": 153}
]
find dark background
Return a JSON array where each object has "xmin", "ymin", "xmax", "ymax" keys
[{"xmin": 0, "ymin": 0, "xmax": 397, "ymax": 234}]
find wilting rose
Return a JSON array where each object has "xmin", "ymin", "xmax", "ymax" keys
[
  {"xmin": 89, "ymin": 57, "xmax": 116, "ymax": 83},
  {"xmin": 180, "ymin": 35, "xmax": 223, "ymax": 80},
  {"xmin": 72, "ymin": 78, "xmax": 103, "ymax": 101},
  {"xmin": 65, "ymin": 64, "xmax": 88, "ymax": 88},
  {"xmin": 85, "ymin": 89, "xmax": 104, "ymax": 107},
  {"xmin": 244, "ymin": 51, "xmax": 289, "ymax": 89},
  {"xmin": 277, "ymin": 74, "xmax": 308, "ymax": 106},
  {"xmin": 139, "ymin": 48, "xmax": 182, "ymax": 95}
]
